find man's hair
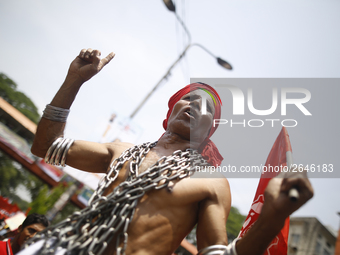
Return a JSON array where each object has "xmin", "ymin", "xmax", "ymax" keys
[{"xmin": 21, "ymin": 213, "xmax": 50, "ymax": 229}]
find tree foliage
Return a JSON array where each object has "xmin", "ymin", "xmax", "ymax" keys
[
  {"xmin": 226, "ymin": 206, "xmax": 246, "ymax": 241},
  {"xmin": 51, "ymin": 202, "xmax": 79, "ymax": 225},
  {"xmin": 28, "ymin": 184, "xmax": 67, "ymax": 215},
  {"xmin": 185, "ymin": 206, "xmax": 246, "ymax": 246},
  {"xmin": 0, "ymin": 73, "xmax": 40, "ymax": 124},
  {"xmin": 0, "ymin": 151, "xmax": 44, "ymax": 211},
  {"xmin": 0, "ymin": 72, "xmax": 77, "ymax": 222}
]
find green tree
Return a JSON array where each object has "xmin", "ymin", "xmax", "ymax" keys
[
  {"xmin": 28, "ymin": 182, "xmax": 80, "ymax": 224},
  {"xmin": 0, "ymin": 73, "xmax": 40, "ymax": 124},
  {"xmin": 51, "ymin": 202, "xmax": 79, "ymax": 225},
  {"xmin": 0, "ymin": 151, "xmax": 44, "ymax": 211},
  {"xmin": 0, "ymin": 72, "xmax": 79, "ymax": 223},
  {"xmin": 28, "ymin": 184, "xmax": 67, "ymax": 215},
  {"xmin": 185, "ymin": 206, "xmax": 246, "ymax": 246},
  {"xmin": 226, "ymin": 206, "xmax": 246, "ymax": 241}
]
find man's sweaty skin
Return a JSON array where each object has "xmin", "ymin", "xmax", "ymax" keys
[
  {"xmin": 89, "ymin": 89, "xmax": 231, "ymax": 255},
  {"xmin": 31, "ymin": 48, "xmax": 313, "ymax": 255}
]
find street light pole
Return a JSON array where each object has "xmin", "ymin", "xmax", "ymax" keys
[
  {"xmin": 129, "ymin": 42, "xmax": 232, "ymax": 119},
  {"xmin": 128, "ymin": 1, "xmax": 233, "ymax": 119},
  {"xmin": 191, "ymin": 43, "xmax": 233, "ymax": 70},
  {"xmin": 129, "ymin": 43, "xmax": 190, "ymax": 119}
]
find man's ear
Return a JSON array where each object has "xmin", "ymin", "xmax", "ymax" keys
[{"xmin": 18, "ymin": 225, "xmax": 22, "ymax": 232}]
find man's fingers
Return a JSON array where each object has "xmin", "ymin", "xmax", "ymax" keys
[
  {"xmin": 91, "ymin": 50, "xmax": 101, "ymax": 57},
  {"xmin": 76, "ymin": 49, "xmax": 114, "ymax": 76},
  {"xmin": 281, "ymin": 177, "xmax": 314, "ymax": 202},
  {"xmin": 91, "ymin": 50, "xmax": 102, "ymax": 65},
  {"xmin": 99, "ymin": 52, "xmax": 115, "ymax": 68},
  {"xmin": 288, "ymin": 188, "xmax": 299, "ymax": 201},
  {"xmin": 79, "ymin": 48, "xmax": 95, "ymax": 60},
  {"xmin": 79, "ymin": 49, "xmax": 86, "ymax": 58},
  {"xmin": 84, "ymin": 48, "xmax": 93, "ymax": 59},
  {"xmin": 281, "ymin": 165, "xmax": 310, "ymax": 200}
]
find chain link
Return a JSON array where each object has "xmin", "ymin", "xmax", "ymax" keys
[{"xmin": 25, "ymin": 142, "xmax": 209, "ymax": 255}]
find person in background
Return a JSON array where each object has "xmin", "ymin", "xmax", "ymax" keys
[{"xmin": 0, "ymin": 213, "xmax": 49, "ymax": 254}]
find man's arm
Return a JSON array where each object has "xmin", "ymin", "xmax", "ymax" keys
[
  {"xmin": 235, "ymin": 171, "xmax": 313, "ymax": 255},
  {"xmin": 196, "ymin": 171, "xmax": 313, "ymax": 255},
  {"xmin": 196, "ymin": 178, "xmax": 231, "ymax": 250},
  {"xmin": 31, "ymin": 49, "xmax": 127, "ymax": 173}
]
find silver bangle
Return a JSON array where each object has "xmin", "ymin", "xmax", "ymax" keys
[
  {"xmin": 44, "ymin": 138, "xmax": 63, "ymax": 164},
  {"xmin": 198, "ymin": 238, "xmax": 239, "ymax": 255},
  {"xmin": 44, "ymin": 138, "xmax": 75, "ymax": 167},
  {"xmin": 230, "ymin": 238, "xmax": 239, "ymax": 255},
  {"xmin": 42, "ymin": 104, "xmax": 70, "ymax": 122},
  {"xmin": 198, "ymin": 245, "xmax": 229, "ymax": 255},
  {"xmin": 61, "ymin": 139, "xmax": 74, "ymax": 166}
]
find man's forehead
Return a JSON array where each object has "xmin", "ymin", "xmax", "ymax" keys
[
  {"xmin": 184, "ymin": 90, "xmax": 216, "ymax": 105},
  {"xmin": 25, "ymin": 223, "xmax": 46, "ymax": 231}
]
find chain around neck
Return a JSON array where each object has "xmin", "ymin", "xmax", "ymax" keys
[{"xmin": 25, "ymin": 142, "xmax": 208, "ymax": 255}]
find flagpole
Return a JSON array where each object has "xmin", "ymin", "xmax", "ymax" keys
[{"xmin": 286, "ymin": 146, "xmax": 299, "ymax": 201}]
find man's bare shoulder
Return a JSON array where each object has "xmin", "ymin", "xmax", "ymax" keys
[
  {"xmin": 192, "ymin": 171, "xmax": 231, "ymax": 201},
  {"xmin": 105, "ymin": 141, "xmax": 135, "ymax": 159}
]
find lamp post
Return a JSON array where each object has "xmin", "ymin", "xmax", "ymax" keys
[
  {"xmin": 129, "ymin": 43, "xmax": 231, "ymax": 119},
  {"xmin": 163, "ymin": 0, "xmax": 232, "ymax": 70},
  {"xmin": 191, "ymin": 43, "xmax": 233, "ymax": 70},
  {"xmin": 129, "ymin": 1, "xmax": 232, "ymax": 119}
]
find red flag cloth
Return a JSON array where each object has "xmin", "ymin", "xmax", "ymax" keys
[
  {"xmin": 0, "ymin": 240, "xmax": 14, "ymax": 255},
  {"xmin": 0, "ymin": 196, "xmax": 22, "ymax": 219},
  {"xmin": 238, "ymin": 127, "xmax": 291, "ymax": 255},
  {"xmin": 162, "ymin": 83, "xmax": 223, "ymax": 167}
]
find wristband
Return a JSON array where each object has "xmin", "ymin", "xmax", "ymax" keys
[
  {"xmin": 198, "ymin": 238, "xmax": 239, "ymax": 255},
  {"xmin": 42, "ymin": 104, "xmax": 70, "ymax": 122},
  {"xmin": 44, "ymin": 137, "xmax": 75, "ymax": 167}
]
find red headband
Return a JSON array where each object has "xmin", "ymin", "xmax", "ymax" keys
[{"xmin": 162, "ymin": 83, "xmax": 224, "ymax": 167}]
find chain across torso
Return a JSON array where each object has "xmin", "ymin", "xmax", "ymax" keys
[{"xmin": 26, "ymin": 142, "xmax": 211, "ymax": 255}]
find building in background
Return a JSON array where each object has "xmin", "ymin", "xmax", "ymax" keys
[
  {"xmin": 288, "ymin": 217, "xmax": 336, "ymax": 255},
  {"xmin": 0, "ymin": 97, "xmax": 84, "ymax": 210}
]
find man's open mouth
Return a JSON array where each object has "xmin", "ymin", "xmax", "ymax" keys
[{"xmin": 184, "ymin": 108, "xmax": 197, "ymax": 119}]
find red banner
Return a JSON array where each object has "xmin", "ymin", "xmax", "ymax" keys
[
  {"xmin": 238, "ymin": 127, "xmax": 291, "ymax": 254},
  {"xmin": 0, "ymin": 196, "xmax": 21, "ymax": 219}
]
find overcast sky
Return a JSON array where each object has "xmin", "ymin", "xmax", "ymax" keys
[{"xmin": 1, "ymin": 0, "xmax": 340, "ymax": 232}]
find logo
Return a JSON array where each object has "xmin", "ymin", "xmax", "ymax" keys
[
  {"xmin": 200, "ymin": 85, "xmax": 312, "ymax": 128},
  {"xmin": 199, "ymin": 88, "xmax": 217, "ymax": 115}
]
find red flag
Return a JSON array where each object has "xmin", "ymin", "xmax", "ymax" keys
[
  {"xmin": 238, "ymin": 127, "xmax": 291, "ymax": 255},
  {"xmin": 0, "ymin": 239, "xmax": 13, "ymax": 255}
]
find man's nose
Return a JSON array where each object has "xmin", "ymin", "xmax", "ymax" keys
[{"xmin": 190, "ymin": 97, "xmax": 202, "ymax": 110}]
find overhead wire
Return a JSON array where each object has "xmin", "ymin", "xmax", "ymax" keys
[{"xmin": 175, "ymin": 0, "xmax": 190, "ymax": 81}]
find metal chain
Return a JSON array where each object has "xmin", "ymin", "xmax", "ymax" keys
[{"xmin": 25, "ymin": 142, "xmax": 209, "ymax": 255}]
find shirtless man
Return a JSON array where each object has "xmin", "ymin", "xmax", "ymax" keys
[{"xmin": 30, "ymin": 48, "xmax": 313, "ymax": 255}]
